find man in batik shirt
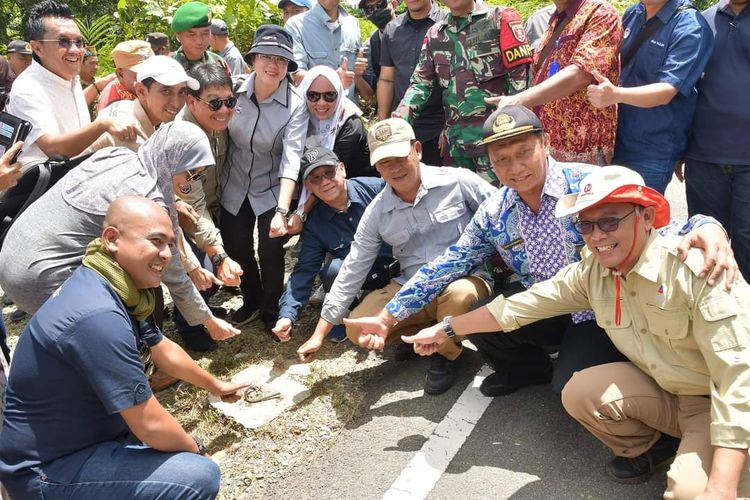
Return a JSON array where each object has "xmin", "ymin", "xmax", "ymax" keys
[{"xmin": 488, "ymin": 0, "xmax": 621, "ymax": 164}]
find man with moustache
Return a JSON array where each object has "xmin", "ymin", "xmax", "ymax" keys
[{"xmin": 6, "ymin": 0, "xmax": 140, "ymax": 167}]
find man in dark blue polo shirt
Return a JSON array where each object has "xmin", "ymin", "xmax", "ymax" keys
[
  {"xmin": 684, "ymin": 0, "xmax": 750, "ymax": 279},
  {"xmin": 0, "ymin": 197, "xmax": 246, "ymax": 500},
  {"xmin": 273, "ymin": 147, "xmax": 394, "ymax": 344},
  {"xmin": 586, "ymin": 0, "xmax": 713, "ymax": 194},
  {"xmin": 377, "ymin": 0, "xmax": 447, "ymax": 166}
]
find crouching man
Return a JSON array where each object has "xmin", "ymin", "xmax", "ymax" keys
[
  {"xmin": 404, "ymin": 166, "xmax": 750, "ymax": 498},
  {"xmin": 0, "ymin": 196, "xmax": 246, "ymax": 500}
]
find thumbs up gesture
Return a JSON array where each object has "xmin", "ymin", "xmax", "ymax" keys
[
  {"xmin": 354, "ymin": 48, "xmax": 368, "ymax": 78},
  {"xmin": 337, "ymin": 56, "xmax": 355, "ymax": 89},
  {"xmin": 586, "ymin": 70, "xmax": 617, "ymax": 109}
]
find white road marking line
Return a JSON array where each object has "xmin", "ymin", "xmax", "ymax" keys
[{"xmin": 382, "ymin": 365, "xmax": 494, "ymax": 500}]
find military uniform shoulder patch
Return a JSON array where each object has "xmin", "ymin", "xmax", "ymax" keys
[{"xmin": 498, "ymin": 8, "xmax": 533, "ymax": 69}]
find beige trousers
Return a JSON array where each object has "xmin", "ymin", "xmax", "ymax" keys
[
  {"xmin": 561, "ymin": 362, "xmax": 750, "ymax": 500},
  {"xmin": 346, "ymin": 276, "xmax": 491, "ymax": 361}
]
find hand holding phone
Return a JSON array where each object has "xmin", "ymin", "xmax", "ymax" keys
[{"xmin": 0, "ymin": 141, "xmax": 23, "ymax": 191}]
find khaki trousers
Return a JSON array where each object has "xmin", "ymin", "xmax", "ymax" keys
[
  {"xmin": 346, "ymin": 276, "xmax": 491, "ymax": 361},
  {"xmin": 561, "ymin": 362, "xmax": 750, "ymax": 500}
]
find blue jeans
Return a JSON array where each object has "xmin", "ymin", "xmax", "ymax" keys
[
  {"xmin": 614, "ymin": 157, "xmax": 677, "ymax": 194},
  {"xmin": 685, "ymin": 160, "xmax": 750, "ymax": 280},
  {"xmin": 5, "ymin": 441, "xmax": 221, "ymax": 500}
]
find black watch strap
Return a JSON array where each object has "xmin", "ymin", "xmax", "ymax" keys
[
  {"xmin": 275, "ymin": 206, "xmax": 290, "ymax": 216},
  {"xmin": 210, "ymin": 252, "xmax": 228, "ymax": 266},
  {"xmin": 442, "ymin": 315, "xmax": 456, "ymax": 338}
]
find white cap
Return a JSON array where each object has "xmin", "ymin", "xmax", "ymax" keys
[
  {"xmin": 555, "ymin": 166, "xmax": 646, "ymax": 218},
  {"xmin": 133, "ymin": 55, "xmax": 200, "ymax": 90}
]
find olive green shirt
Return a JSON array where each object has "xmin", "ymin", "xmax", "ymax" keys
[{"xmin": 486, "ymin": 231, "xmax": 750, "ymax": 448}]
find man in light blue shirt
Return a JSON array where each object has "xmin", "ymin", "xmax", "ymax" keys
[{"xmin": 284, "ymin": 0, "xmax": 361, "ymax": 100}]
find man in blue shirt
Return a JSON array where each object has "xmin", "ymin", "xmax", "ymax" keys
[
  {"xmin": 273, "ymin": 147, "xmax": 394, "ymax": 343},
  {"xmin": 684, "ymin": 0, "xmax": 750, "ymax": 279},
  {"xmin": 586, "ymin": 0, "xmax": 713, "ymax": 194},
  {"xmin": 0, "ymin": 197, "xmax": 246, "ymax": 500}
]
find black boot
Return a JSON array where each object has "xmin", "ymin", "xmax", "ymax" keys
[{"xmin": 424, "ymin": 354, "xmax": 455, "ymax": 395}]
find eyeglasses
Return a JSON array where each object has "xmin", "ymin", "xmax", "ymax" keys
[
  {"xmin": 36, "ymin": 38, "xmax": 85, "ymax": 49},
  {"xmin": 186, "ymin": 168, "xmax": 207, "ymax": 183},
  {"xmin": 574, "ymin": 209, "xmax": 637, "ymax": 235},
  {"xmin": 195, "ymin": 95, "xmax": 237, "ymax": 111},
  {"xmin": 306, "ymin": 167, "xmax": 337, "ymax": 185},
  {"xmin": 306, "ymin": 90, "xmax": 338, "ymax": 103},
  {"xmin": 256, "ymin": 54, "xmax": 289, "ymax": 66},
  {"xmin": 362, "ymin": 0, "xmax": 387, "ymax": 16}
]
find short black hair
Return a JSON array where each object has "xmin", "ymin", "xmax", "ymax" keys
[
  {"xmin": 140, "ymin": 77, "xmax": 156, "ymax": 89},
  {"xmin": 186, "ymin": 63, "xmax": 232, "ymax": 98},
  {"xmin": 26, "ymin": 0, "xmax": 74, "ymax": 41}
]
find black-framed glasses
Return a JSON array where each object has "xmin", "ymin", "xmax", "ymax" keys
[
  {"xmin": 306, "ymin": 90, "xmax": 338, "ymax": 103},
  {"xmin": 574, "ymin": 209, "xmax": 637, "ymax": 235},
  {"xmin": 186, "ymin": 168, "xmax": 207, "ymax": 183},
  {"xmin": 306, "ymin": 167, "xmax": 337, "ymax": 185},
  {"xmin": 195, "ymin": 95, "xmax": 237, "ymax": 111},
  {"xmin": 362, "ymin": 0, "xmax": 387, "ymax": 16},
  {"xmin": 36, "ymin": 38, "xmax": 85, "ymax": 49},
  {"xmin": 256, "ymin": 53, "xmax": 289, "ymax": 65}
]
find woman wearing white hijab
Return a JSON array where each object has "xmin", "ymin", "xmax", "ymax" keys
[{"xmin": 298, "ymin": 65, "xmax": 375, "ymax": 179}]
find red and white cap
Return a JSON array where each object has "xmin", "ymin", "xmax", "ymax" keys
[{"xmin": 555, "ymin": 165, "xmax": 670, "ymax": 228}]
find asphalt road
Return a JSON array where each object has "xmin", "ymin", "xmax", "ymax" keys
[{"xmin": 260, "ymin": 177, "xmax": 688, "ymax": 500}]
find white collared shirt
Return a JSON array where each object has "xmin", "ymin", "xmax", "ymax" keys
[{"xmin": 7, "ymin": 59, "xmax": 90, "ymax": 167}]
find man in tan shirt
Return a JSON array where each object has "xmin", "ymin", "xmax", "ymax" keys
[{"xmin": 403, "ymin": 166, "xmax": 750, "ymax": 498}]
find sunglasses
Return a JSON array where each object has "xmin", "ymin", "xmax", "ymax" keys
[
  {"xmin": 362, "ymin": 0, "xmax": 387, "ymax": 16},
  {"xmin": 306, "ymin": 90, "xmax": 338, "ymax": 103},
  {"xmin": 306, "ymin": 167, "xmax": 337, "ymax": 185},
  {"xmin": 574, "ymin": 209, "xmax": 637, "ymax": 235},
  {"xmin": 186, "ymin": 168, "xmax": 207, "ymax": 183},
  {"xmin": 36, "ymin": 38, "xmax": 85, "ymax": 49},
  {"xmin": 195, "ymin": 95, "xmax": 237, "ymax": 111}
]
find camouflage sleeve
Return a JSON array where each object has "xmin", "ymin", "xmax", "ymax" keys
[
  {"xmin": 498, "ymin": 8, "xmax": 533, "ymax": 95},
  {"xmin": 394, "ymin": 26, "xmax": 440, "ymax": 123}
]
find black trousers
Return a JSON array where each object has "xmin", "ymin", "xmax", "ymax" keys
[
  {"xmin": 470, "ymin": 282, "xmax": 626, "ymax": 393},
  {"xmin": 220, "ymin": 199, "xmax": 288, "ymax": 323}
]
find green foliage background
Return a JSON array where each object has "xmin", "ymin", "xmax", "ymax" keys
[{"xmin": 2, "ymin": 0, "xmax": 719, "ymax": 72}]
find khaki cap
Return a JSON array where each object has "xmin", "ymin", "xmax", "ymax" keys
[
  {"xmin": 367, "ymin": 118, "xmax": 416, "ymax": 165},
  {"xmin": 112, "ymin": 40, "xmax": 154, "ymax": 69}
]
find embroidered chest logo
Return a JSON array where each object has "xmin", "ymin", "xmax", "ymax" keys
[{"xmin": 655, "ymin": 284, "xmax": 667, "ymax": 304}]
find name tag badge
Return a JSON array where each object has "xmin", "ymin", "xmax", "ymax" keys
[
  {"xmin": 502, "ymin": 237, "xmax": 524, "ymax": 250},
  {"xmin": 548, "ymin": 60, "xmax": 560, "ymax": 77}
]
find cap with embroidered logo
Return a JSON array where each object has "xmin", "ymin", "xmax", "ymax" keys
[
  {"xmin": 300, "ymin": 147, "xmax": 340, "ymax": 181},
  {"xmin": 481, "ymin": 105, "xmax": 544, "ymax": 146},
  {"xmin": 7, "ymin": 40, "xmax": 32, "ymax": 55},
  {"xmin": 367, "ymin": 118, "xmax": 416, "ymax": 165}
]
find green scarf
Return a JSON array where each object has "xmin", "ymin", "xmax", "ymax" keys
[{"xmin": 82, "ymin": 238, "xmax": 155, "ymax": 321}]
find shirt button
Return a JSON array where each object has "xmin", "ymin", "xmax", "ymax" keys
[
  {"xmin": 630, "ymin": 291, "xmax": 636, "ymax": 297},
  {"xmin": 640, "ymin": 328, "xmax": 647, "ymax": 334},
  {"xmin": 650, "ymin": 363, "xmax": 657, "ymax": 370},
  {"xmin": 606, "ymin": 320, "xmax": 612, "ymax": 326}
]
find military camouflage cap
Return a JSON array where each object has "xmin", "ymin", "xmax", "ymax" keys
[
  {"xmin": 482, "ymin": 105, "xmax": 544, "ymax": 146},
  {"xmin": 368, "ymin": 118, "xmax": 415, "ymax": 165}
]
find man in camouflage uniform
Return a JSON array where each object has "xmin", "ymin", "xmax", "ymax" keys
[
  {"xmin": 171, "ymin": 1, "xmax": 230, "ymax": 76},
  {"xmin": 395, "ymin": 0, "xmax": 532, "ymax": 184}
]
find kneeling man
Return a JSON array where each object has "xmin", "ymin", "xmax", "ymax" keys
[
  {"xmin": 0, "ymin": 197, "xmax": 246, "ymax": 500},
  {"xmin": 405, "ymin": 166, "xmax": 750, "ymax": 498}
]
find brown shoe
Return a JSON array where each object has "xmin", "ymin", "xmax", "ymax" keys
[{"xmin": 149, "ymin": 368, "xmax": 179, "ymax": 392}]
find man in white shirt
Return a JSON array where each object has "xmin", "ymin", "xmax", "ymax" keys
[{"xmin": 7, "ymin": 0, "xmax": 139, "ymax": 167}]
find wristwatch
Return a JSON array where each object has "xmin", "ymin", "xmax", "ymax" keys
[
  {"xmin": 275, "ymin": 206, "xmax": 290, "ymax": 216},
  {"xmin": 442, "ymin": 315, "xmax": 456, "ymax": 338},
  {"xmin": 210, "ymin": 252, "xmax": 228, "ymax": 267},
  {"xmin": 293, "ymin": 209, "xmax": 307, "ymax": 223}
]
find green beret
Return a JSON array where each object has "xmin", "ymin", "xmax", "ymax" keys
[{"xmin": 172, "ymin": 2, "xmax": 212, "ymax": 33}]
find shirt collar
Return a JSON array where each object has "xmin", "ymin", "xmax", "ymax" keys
[
  {"xmin": 406, "ymin": 2, "xmax": 444, "ymax": 24},
  {"xmin": 639, "ymin": 0, "xmax": 681, "ymax": 24},
  {"xmin": 446, "ymin": 2, "xmax": 488, "ymax": 27},
  {"xmin": 242, "ymin": 73, "xmax": 290, "ymax": 106},
  {"xmin": 28, "ymin": 58, "xmax": 80, "ymax": 89},
  {"xmin": 627, "ymin": 230, "xmax": 662, "ymax": 282},
  {"xmin": 311, "ymin": 3, "xmax": 350, "ymax": 22},
  {"xmin": 319, "ymin": 179, "xmax": 366, "ymax": 220}
]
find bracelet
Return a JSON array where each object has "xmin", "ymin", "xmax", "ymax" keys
[
  {"xmin": 193, "ymin": 437, "xmax": 208, "ymax": 456},
  {"xmin": 292, "ymin": 209, "xmax": 307, "ymax": 223}
]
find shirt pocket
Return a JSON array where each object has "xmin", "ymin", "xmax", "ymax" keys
[
  {"xmin": 308, "ymin": 51, "xmax": 329, "ymax": 64},
  {"xmin": 698, "ymin": 297, "xmax": 743, "ymax": 351},
  {"xmin": 467, "ymin": 43, "xmax": 506, "ymax": 83},
  {"xmin": 592, "ymin": 298, "xmax": 633, "ymax": 330},
  {"xmin": 431, "ymin": 52, "xmax": 451, "ymax": 88},
  {"xmin": 643, "ymin": 304, "xmax": 689, "ymax": 342},
  {"xmin": 382, "ymin": 228, "xmax": 411, "ymax": 254},
  {"xmin": 433, "ymin": 200, "xmax": 468, "ymax": 235}
]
